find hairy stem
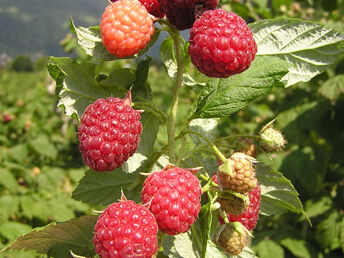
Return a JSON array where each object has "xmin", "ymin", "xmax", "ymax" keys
[{"xmin": 167, "ymin": 25, "xmax": 185, "ymax": 164}]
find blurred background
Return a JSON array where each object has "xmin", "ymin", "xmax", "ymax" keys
[{"xmin": 0, "ymin": 0, "xmax": 343, "ymax": 257}]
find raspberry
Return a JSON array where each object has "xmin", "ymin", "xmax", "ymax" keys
[
  {"xmin": 212, "ymin": 175, "xmax": 249, "ymax": 215},
  {"xmin": 218, "ymin": 153, "xmax": 257, "ymax": 194},
  {"xmin": 227, "ymin": 184, "xmax": 261, "ymax": 231},
  {"xmin": 237, "ymin": 138, "xmax": 257, "ymax": 158},
  {"xmin": 260, "ymin": 127, "xmax": 287, "ymax": 152},
  {"xmin": 110, "ymin": 0, "xmax": 165, "ymax": 18},
  {"xmin": 188, "ymin": 9, "xmax": 257, "ymax": 78},
  {"xmin": 101, "ymin": 0, "xmax": 155, "ymax": 58},
  {"xmin": 78, "ymin": 91, "xmax": 142, "ymax": 171},
  {"xmin": 93, "ymin": 200, "xmax": 158, "ymax": 257},
  {"xmin": 141, "ymin": 166, "xmax": 201, "ymax": 235},
  {"xmin": 158, "ymin": 0, "xmax": 219, "ymax": 30},
  {"xmin": 217, "ymin": 224, "xmax": 247, "ymax": 255}
]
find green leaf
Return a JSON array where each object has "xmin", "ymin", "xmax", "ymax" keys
[
  {"xmin": 70, "ymin": 19, "xmax": 116, "ymax": 61},
  {"xmin": 72, "ymin": 169, "xmax": 138, "ymax": 206},
  {"xmin": 37, "ymin": 167, "xmax": 65, "ymax": 192},
  {"xmin": 163, "ymin": 220, "xmax": 227, "ymax": 258},
  {"xmin": 0, "ymin": 222, "xmax": 32, "ymax": 241},
  {"xmin": 190, "ymin": 56, "xmax": 290, "ymax": 119},
  {"xmin": 249, "ymin": 18, "xmax": 344, "ymax": 87},
  {"xmin": 316, "ymin": 211, "xmax": 343, "ymax": 250},
  {"xmin": 254, "ymin": 240, "xmax": 284, "ymax": 258},
  {"xmin": 318, "ymin": 74, "xmax": 344, "ymax": 103},
  {"xmin": 234, "ymin": 246, "xmax": 258, "ymax": 258},
  {"xmin": 0, "ymin": 196, "xmax": 19, "ymax": 222},
  {"xmin": 9, "ymin": 144, "xmax": 28, "ymax": 164},
  {"xmin": 70, "ymin": 19, "xmax": 160, "ymax": 60},
  {"xmin": 0, "ymin": 168, "xmax": 19, "ymax": 192},
  {"xmin": 256, "ymin": 164, "xmax": 304, "ymax": 216},
  {"xmin": 200, "ymin": 203, "xmax": 212, "ymax": 258},
  {"xmin": 5, "ymin": 215, "xmax": 97, "ymax": 258},
  {"xmin": 204, "ymin": 240, "xmax": 227, "ymax": 258},
  {"xmin": 280, "ymin": 238, "xmax": 316, "ymax": 258},
  {"xmin": 122, "ymin": 112, "xmax": 160, "ymax": 173},
  {"xmin": 160, "ymin": 37, "xmax": 177, "ymax": 79},
  {"xmin": 188, "ymin": 118, "xmax": 218, "ymax": 145},
  {"xmin": 29, "ymin": 135, "xmax": 57, "ymax": 160},
  {"xmin": 163, "ymin": 229, "xmax": 201, "ymax": 258},
  {"xmin": 135, "ymin": 56, "xmax": 152, "ymax": 88},
  {"xmin": 48, "ymin": 57, "xmax": 107, "ymax": 118},
  {"xmin": 47, "ymin": 198, "xmax": 75, "ymax": 222},
  {"xmin": 99, "ymin": 68, "xmax": 135, "ymax": 91},
  {"xmin": 303, "ymin": 196, "xmax": 332, "ymax": 219}
]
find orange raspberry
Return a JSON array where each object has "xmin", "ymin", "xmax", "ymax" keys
[{"xmin": 101, "ymin": 0, "xmax": 155, "ymax": 58}]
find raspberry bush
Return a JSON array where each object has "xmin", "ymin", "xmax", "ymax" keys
[{"xmin": 4, "ymin": 0, "xmax": 344, "ymax": 257}]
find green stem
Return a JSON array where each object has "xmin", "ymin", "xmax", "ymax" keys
[
  {"xmin": 167, "ymin": 26, "xmax": 185, "ymax": 164},
  {"xmin": 176, "ymin": 135, "xmax": 187, "ymax": 166}
]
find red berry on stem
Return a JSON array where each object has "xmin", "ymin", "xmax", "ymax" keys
[
  {"xmin": 110, "ymin": 0, "xmax": 165, "ymax": 18},
  {"xmin": 101, "ymin": 0, "xmax": 155, "ymax": 58},
  {"xmin": 189, "ymin": 9, "xmax": 257, "ymax": 78},
  {"xmin": 78, "ymin": 91, "xmax": 142, "ymax": 171},
  {"xmin": 93, "ymin": 200, "xmax": 158, "ymax": 257},
  {"xmin": 141, "ymin": 167, "xmax": 201, "ymax": 235},
  {"xmin": 227, "ymin": 183, "xmax": 261, "ymax": 231},
  {"xmin": 158, "ymin": 0, "xmax": 219, "ymax": 30}
]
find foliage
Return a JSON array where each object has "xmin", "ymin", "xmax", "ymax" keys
[{"xmin": 0, "ymin": 66, "xmax": 90, "ymax": 256}]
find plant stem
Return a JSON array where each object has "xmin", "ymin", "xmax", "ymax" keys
[{"xmin": 167, "ymin": 26, "xmax": 185, "ymax": 164}]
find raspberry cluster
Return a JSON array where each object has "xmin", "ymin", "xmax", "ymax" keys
[{"xmin": 78, "ymin": 93, "xmax": 142, "ymax": 171}]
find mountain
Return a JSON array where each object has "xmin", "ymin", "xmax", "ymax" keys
[
  {"xmin": 0, "ymin": 0, "xmax": 190, "ymax": 61},
  {"xmin": 0, "ymin": 0, "xmax": 106, "ymax": 57}
]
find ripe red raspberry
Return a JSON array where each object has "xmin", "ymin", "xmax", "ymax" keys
[
  {"xmin": 93, "ymin": 200, "xmax": 158, "ymax": 257},
  {"xmin": 227, "ymin": 184, "xmax": 261, "ymax": 231},
  {"xmin": 78, "ymin": 92, "xmax": 142, "ymax": 171},
  {"xmin": 158, "ymin": 0, "xmax": 219, "ymax": 30},
  {"xmin": 110, "ymin": 0, "xmax": 165, "ymax": 18},
  {"xmin": 188, "ymin": 9, "xmax": 257, "ymax": 78},
  {"xmin": 217, "ymin": 224, "xmax": 247, "ymax": 255},
  {"xmin": 218, "ymin": 153, "xmax": 257, "ymax": 194},
  {"xmin": 141, "ymin": 167, "xmax": 201, "ymax": 235},
  {"xmin": 101, "ymin": 0, "xmax": 155, "ymax": 58}
]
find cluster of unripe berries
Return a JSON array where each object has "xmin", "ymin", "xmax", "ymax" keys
[
  {"xmin": 212, "ymin": 138, "xmax": 261, "ymax": 255},
  {"xmin": 102, "ymin": 0, "xmax": 257, "ymax": 78}
]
